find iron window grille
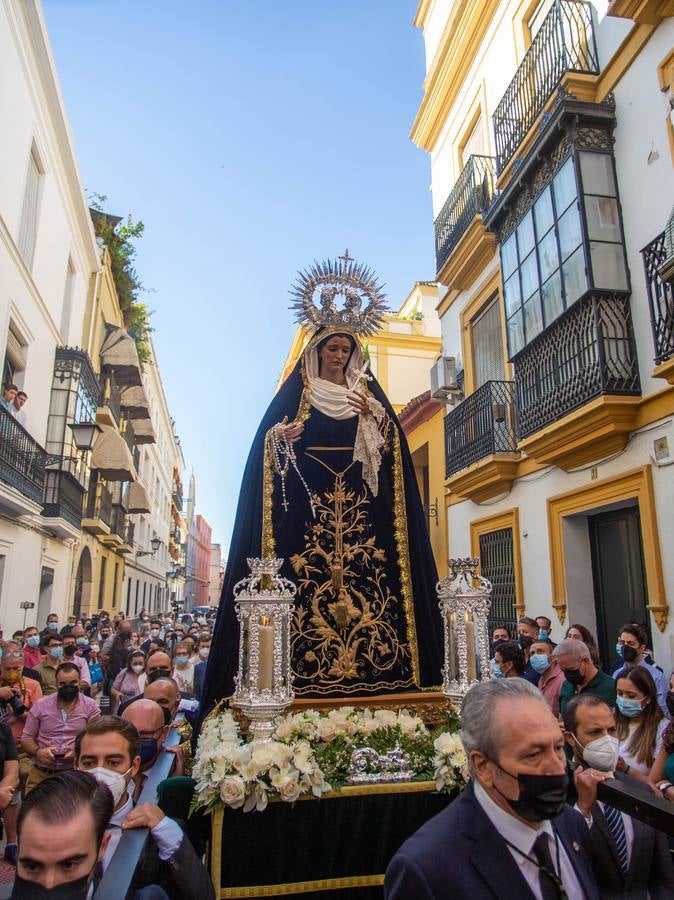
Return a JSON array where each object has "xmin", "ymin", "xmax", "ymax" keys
[
  {"xmin": 479, "ymin": 528, "xmax": 518, "ymax": 635},
  {"xmin": 85, "ymin": 473, "xmax": 113, "ymax": 527},
  {"xmin": 514, "ymin": 290, "xmax": 640, "ymax": 438},
  {"xmin": 493, "ymin": 0, "xmax": 599, "ymax": 174},
  {"xmin": 444, "ymin": 380, "xmax": 517, "ymax": 478},
  {"xmin": 434, "ymin": 155, "xmax": 497, "ymax": 274},
  {"xmin": 641, "ymin": 231, "xmax": 674, "ymax": 365},
  {"xmin": 42, "ymin": 461, "xmax": 86, "ymax": 529}
]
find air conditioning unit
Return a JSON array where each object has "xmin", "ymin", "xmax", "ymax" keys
[{"xmin": 430, "ymin": 356, "xmax": 459, "ymax": 400}]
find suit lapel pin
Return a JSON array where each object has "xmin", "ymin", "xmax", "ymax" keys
[{"xmin": 572, "ymin": 841, "xmax": 580, "ymax": 852}]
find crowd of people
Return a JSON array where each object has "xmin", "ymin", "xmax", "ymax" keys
[
  {"xmin": 0, "ymin": 609, "xmax": 216, "ymax": 899},
  {"xmin": 386, "ymin": 615, "xmax": 674, "ymax": 899}
]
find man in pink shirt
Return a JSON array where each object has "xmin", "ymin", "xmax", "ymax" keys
[
  {"xmin": 22, "ymin": 627, "xmax": 42, "ymax": 670},
  {"xmin": 529, "ymin": 638, "xmax": 566, "ymax": 718},
  {"xmin": 21, "ymin": 662, "xmax": 99, "ymax": 793}
]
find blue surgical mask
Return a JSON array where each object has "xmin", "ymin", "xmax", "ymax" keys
[
  {"xmin": 49, "ymin": 646, "xmax": 63, "ymax": 659},
  {"xmin": 76, "ymin": 637, "xmax": 89, "ymax": 647},
  {"xmin": 47, "ymin": 622, "xmax": 59, "ymax": 632},
  {"xmin": 530, "ymin": 653, "xmax": 551, "ymax": 674},
  {"xmin": 26, "ymin": 636, "xmax": 40, "ymax": 648},
  {"xmin": 139, "ymin": 737, "xmax": 158, "ymax": 764},
  {"xmin": 490, "ymin": 659, "xmax": 505, "ymax": 679},
  {"xmin": 616, "ymin": 696, "xmax": 644, "ymax": 718},
  {"xmin": 174, "ymin": 655, "xmax": 189, "ymax": 667},
  {"xmin": 538, "ymin": 628, "xmax": 549, "ymax": 641}
]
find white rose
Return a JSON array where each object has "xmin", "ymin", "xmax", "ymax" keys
[
  {"xmin": 277, "ymin": 774, "xmax": 301, "ymax": 803},
  {"xmin": 316, "ymin": 719, "xmax": 338, "ymax": 742},
  {"xmin": 434, "ymin": 732, "xmax": 461, "ymax": 756},
  {"xmin": 251, "ymin": 742, "xmax": 278, "ymax": 771},
  {"xmin": 220, "ymin": 776, "xmax": 246, "ymax": 809},
  {"xmin": 274, "ymin": 720, "xmax": 293, "ymax": 741},
  {"xmin": 373, "ymin": 709, "xmax": 397, "ymax": 728}
]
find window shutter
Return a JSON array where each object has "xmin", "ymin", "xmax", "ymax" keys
[{"xmin": 17, "ymin": 150, "xmax": 41, "ymax": 268}]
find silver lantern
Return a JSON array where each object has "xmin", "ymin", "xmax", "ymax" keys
[
  {"xmin": 436, "ymin": 557, "xmax": 492, "ymax": 701},
  {"xmin": 232, "ymin": 557, "xmax": 296, "ymax": 742}
]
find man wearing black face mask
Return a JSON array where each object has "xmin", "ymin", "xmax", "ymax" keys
[
  {"xmin": 555, "ymin": 638, "xmax": 617, "ymax": 718},
  {"xmin": 385, "ymin": 679, "xmax": 599, "ymax": 900},
  {"xmin": 11, "ymin": 771, "xmax": 112, "ymax": 900},
  {"xmin": 121, "ymin": 699, "xmax": 183, "ymax": 793},
  {"xmin": 21, "ymin": 664, "xmax": 100, "ymax": 793}
]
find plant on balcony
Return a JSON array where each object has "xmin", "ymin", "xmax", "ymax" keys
[{"xmin": 89, "ymin": 194, "xmax": 153, "ymax": 367}]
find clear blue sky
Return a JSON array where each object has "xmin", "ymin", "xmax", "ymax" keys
[{"xmin": 43, "ymin": 0, "xmax": 434, "ymax": 554}]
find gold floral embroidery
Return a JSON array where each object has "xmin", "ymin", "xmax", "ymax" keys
[
  {"xmin": 261, "ymin": 437, "xmax": 276, "ymax": 559},
  {"xmin": 289, "ymin": 464, "xmax": 413, "ymax": 694}
]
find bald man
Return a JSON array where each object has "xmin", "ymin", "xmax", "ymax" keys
[{"xmin": 121, "ymin": 698, "xmax": 182, "ymax": 791}]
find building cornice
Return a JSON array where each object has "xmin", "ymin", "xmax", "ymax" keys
[
  {"xmin": 413, "ymin": 0, "xmax": 435, "ymax": 28},
  {"xmin": 410, "ymin": 0, "xmax": 501, "ymax": 152}
]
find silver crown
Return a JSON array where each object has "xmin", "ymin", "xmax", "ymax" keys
[{"xmin": 290, "ymin": 251, "xmax": 388, "ymax": 338}]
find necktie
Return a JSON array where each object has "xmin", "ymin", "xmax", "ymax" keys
[
  {"xmin": 532, "ymin": 832, "xmax": 562, "ymax": 900},
  {"xmin": 603, "ymin": 804, "xmax": 628, "ymax": 875}
]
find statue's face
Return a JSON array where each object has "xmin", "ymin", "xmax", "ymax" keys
[{"xmin": 318, "ymin": 335, "xmax": 352, "ymax": 376}]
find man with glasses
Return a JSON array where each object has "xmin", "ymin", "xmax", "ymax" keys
[{"xmin": 121, "ymin": 699, "xmax": 183, "ymax": 794}]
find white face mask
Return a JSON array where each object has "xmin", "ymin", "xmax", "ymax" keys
[
  {"xmin": 574, "ymin": 734, "xmax": 620, "ymax": 772},
  {"xmin": 198, "ymin": 648, "xmax": 210, "ymax": 660},
  {"xmin": 86, "ymin": 765, "xmax": 132, "ymax": 805},
  {"xmin": 131, "ymin": 664, "xmax": 145, "ymax": 674}
]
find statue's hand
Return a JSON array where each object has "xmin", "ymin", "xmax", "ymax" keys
[
  {"xmin": 275, "ymin": 416, "xmax": 304, "ymax": 444},
  {"xmin": 346, "ymin": 391, "xmax": 371, "ymax": 417}
]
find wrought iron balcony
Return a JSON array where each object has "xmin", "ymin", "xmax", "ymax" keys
[
  {"xmin": 444, "ymin": 381, "xmax": 517, "ymax": 478},
  {"xmin": 110, "ymin": 503, "xmax": 127, "ymax": 540},
  {"xmin": 172, "ymin": 488, "xmax": 183, "ymax": 510},
  {"xmin": 514, "ymin": 292, "xmax": 640, "ymax": 439},
  {"xmin": 42, "ymin": 458, "xmax": 85, "ymax": 529},
  {"xmin": 99, "ymin": 372, "xmax": 122, "ymax": 426},
  {"xmin": 84, "ymin": 477, "xmax": 113, "ymax": 529},
  {"xmin": 642, "ymin": 231, "xmax": 674, "ymax": 365},
  {"xmin": 0, "ymin": 405, "xmax": 47, "ymax": 504},
  {"xmin": 493, "ymin": 0, "xmax": 599, "ymax": 174},
  {"xmin": 435, "ymin": 155, "xmax": 497, "ymax": 274}
]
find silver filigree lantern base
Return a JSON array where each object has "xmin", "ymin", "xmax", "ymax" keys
[
  {"xmin": 436, "ymin": 557, "xmax": 492, "ymax": 703},
  {"xmin": 232, "ymin": 558, "xmax": 296, "ymax": 742}
]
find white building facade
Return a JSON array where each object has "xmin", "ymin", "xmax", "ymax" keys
[
  {"xmin": 412, "ymin": 0, "xmax": 674, "ymax": 669},
  {"xmin": 122, "ymin": 338, "xmax": 184, "ymax": 618},
  {"xmin": 0, "ymin": 0, "xmax": 100, "ymax": 632}
]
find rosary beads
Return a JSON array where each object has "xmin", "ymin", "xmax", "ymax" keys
[{"xmin": 267, "ymin": 423, "xmax": 315, "ymax": 517}]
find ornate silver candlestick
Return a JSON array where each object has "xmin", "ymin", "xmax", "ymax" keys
[
  {"xmin": 232, "ymin": 557, "xmax": 296, "ymax": 742},
  {"xmin": 436, "ymin": 557, "xmax": 492, "ymax": 701}
]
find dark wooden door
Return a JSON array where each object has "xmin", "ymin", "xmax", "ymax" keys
[{"xmin": 589, "ymin": 506, "xmax": 649, "ymax": 668}]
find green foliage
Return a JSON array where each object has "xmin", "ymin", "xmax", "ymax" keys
[{"xmin": 89, "ymin": 193, "xmax": 153, "ymax": 366}]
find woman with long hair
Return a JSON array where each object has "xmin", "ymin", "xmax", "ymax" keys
[
  {"xmin": 110, "ymin": 649, "xmax": 146, "ymax": 713},
  {"xmin": 565, "ymin": 623, "xmax": 601, "ymax": 667},
  {"xmin": 614, "ymin": 665, "xmax": 667, "ymax": 782}
]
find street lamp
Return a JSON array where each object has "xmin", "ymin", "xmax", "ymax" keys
[
  {"xmin": 68, "ymin": 421, "xmax": 102, "ymax": 452},
  {"xmin": 136, "ymin": 536, "xmax": 162, "ymax": 558}
]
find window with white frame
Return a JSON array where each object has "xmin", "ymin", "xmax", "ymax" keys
[{"xmin": 17, "ymin": 145, "xmax": 44, "ymax": 269}]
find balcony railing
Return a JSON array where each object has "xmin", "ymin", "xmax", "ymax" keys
[
  {"xmin": 493, "ymin": 0, "xmax": 599, "ymax": 173},
  {"xmin": 641, "ymin": 231, "xmax": 674, "ymax": 365},
  {"xmin": 172, "ymin": 488, "xmax": 183, "ymax": 510},
  {"xmin": 435, "ymin": 155, "xmax": 497, "ymax": 273},
  {"xmin": 110, "ymin": 503, "xmax": 127, "ymax": 539},
  {"xmin": 444, "ymin": 381, "xmax": 517, "ymax": 478},
  {"xmin": 99, "ymin": 372, "xmax": 122, "ymax": 426},
  {"xmin": 0, "ymin": 405, "xmax": 47, "ymax": 503},
  {"xmin": 85, "ymin": 478, "xmax": 113, "ymax": 527},
  {"xmin": 121, "ymin": 418, "xmax": 135, "ymax": 454},
  {"xmin": 514, "ymin": 292, "xmax": 640, "ymax": 439},
  {"xmin": 42, "ymin": 462, "xmax": 85, "ymax": 529}
]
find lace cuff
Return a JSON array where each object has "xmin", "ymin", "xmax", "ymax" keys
[{"xmin": 353, "ymin": 396, "xmax": 385, "ymax": 496}]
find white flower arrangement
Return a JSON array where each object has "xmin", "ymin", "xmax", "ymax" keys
[
  {"xmin": 192, "ymin": 706, "xmax": 466, "ymax": 814},
  {"xmin": 432, "ymin": 731, "xmax": 469, "ymax": 793}
]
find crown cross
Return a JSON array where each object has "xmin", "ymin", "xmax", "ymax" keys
[{"xmin": 339, "ymin": 249, "xmax": 353, "ymax": 266}]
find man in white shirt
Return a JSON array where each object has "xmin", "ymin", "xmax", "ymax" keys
[
  {"xmin": 563, "ymin": 693, "xmax": 674, "ymax": 898},
  {"xmin": 11, "ymin": 391, "xmax": 28, "ymax": 428},
  {"xmin": 74, "ymin": 715, "xmax": 214, "ymax": 898},
  {"xmin": 386, "ymin": 678, "xmax": 599, "ymax": 899}
]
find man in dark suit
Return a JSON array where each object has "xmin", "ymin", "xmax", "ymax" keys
[
  {"xmin": 385, "ymin": 678, "xmax": 599, "ymax": 899},
  {"xmin": 563, "ymin": 693, "xmax": 674, "ymax": 899}
]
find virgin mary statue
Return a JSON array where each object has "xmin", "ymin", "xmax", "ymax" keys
[{"xmin": 201, "ymin": 254, "xmax": 443, "ymax": 713}]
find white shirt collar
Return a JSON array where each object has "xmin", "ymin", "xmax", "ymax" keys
[
  {"xmin": 473, "ymin": 779, "xmax": 555, "ymax": 858},
  {"xmin": 109, "ymin": 785, "xmax": 134, "ymax": 828}
]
